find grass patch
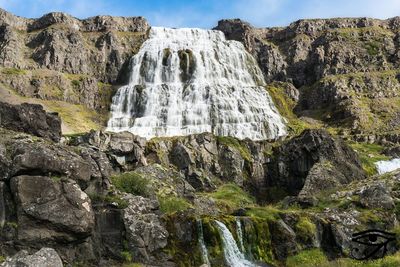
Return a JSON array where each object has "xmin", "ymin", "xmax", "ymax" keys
[
  {"xmin": 207, "ymin": 183, "xmax": 255, "ymax": 212},
  {"xmin": 1, "ymin": 67, "xmax": 26, "ymax": 75},
  {"xmin": 216, "ymin": 136, "xmax": 252, "ymax": 162},
  {"xmin": 121, "ymin": 251, "xmax": 132, "ymax": 263},
  {"xmin": 347, "ymin": 142, "xmax": 389, "ymax": 176},
  {"xmin": 286, "ymin": 249, "xmax": 328, "ymax": 267},
  {"xmin": 111, "ymin": 172, "xmax": 151, "ymax": 197},
  {"xmin": 288, "ymin": 250, "xmax": 400, "ymax": 266},
  {"xmin": 295, "ymin": 216, "xmax": 317, "ymax": 242},
  {"xmin": 158, "ymin": 195, "xmax": 192, "ymax": 214},
  {"xmin": 266, "ymin": 83, "xmax": 318, "ymax": 135},
  {"xmin": 246, "ymin": 206, "xmax": 281, "ymax": 222}
]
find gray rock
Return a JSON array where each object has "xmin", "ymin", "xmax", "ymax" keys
[
  {"xmin": 122, "ymin": 195, "xmax": 168, "ymax": 263},
  {"xmin": 359, "ymin": 182, "xmax": 395, "ymax": 210},
  {"xmin": 11, "ymin": 176, "xmax": 94, "ymax": 242},
  {"xmin": 1, "ymin": 247, "xmax": 63, "ymax": 267},
  {"xmin": 266, "ymin": 129, "xmax": 365, "ymax": 200},
  {"xmin": 0, "ymin": 102, "xmax": 61, "ymax": 142}
]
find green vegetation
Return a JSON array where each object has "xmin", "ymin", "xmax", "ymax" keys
[
  {"xmin": 111, "ymin": 172, "xmax": 151, "ymax": 197},
  {"xmin": 121, "ymin": 251, "xmax": 133, "ymax": 263},
  {"xmin": 295, "ymin": 216, "xmax": 317, "ymax": 242},
  {"xmin": 246, "ymin": 206, "xmax": 281, "ymax": 222},
  {"xmin": 287, "ymin": 249, "xmax": 400, "ymax": 267},
  {"xmin": 158, "ymin": 195, "xmax": 192, "ymax": 214},
  {"xmin": 216, "ymin": 136, "xmax": 252, "ymax": 162},
  {"xmin": 88, "ymin": 193, "xmax": 128, "ymax": 209},
  {"xmin": 365, "ymin": 41, "xmax": 380, "ymax": 56},
  {"xmin": 1, "ymin": 67, "xmax": 27, "ymax": 75},
  {"xmin": 286, "ymin": 249, "xmax": 328, "ymax": 267},
  {"xmin": 347, "ymin": 142, "xmax": 389, "ymax": 176},
  {"xmin": 266, "ymin": 83, "xmax": 318, "ymax": 135},
  {"xmin": 0, "ymin": 256, "xmax": 5, "ymax": 263},
  {"xmin": 207, "ymin": 183, "xmax": 255, "ymax": 212}
]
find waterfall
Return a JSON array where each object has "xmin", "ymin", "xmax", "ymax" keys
[
  {"xmin": 106, "ymin": 27, "xmax": 287, "ymax": 141},
  {"xmin": 197, "ymin": 219, "xmax": 211, "ymax": 266},
  {"xmin": 376, "ymin": 158, "xmax": 400, "ymax": 174},
  {"xmin": 236, "ymin": 218, "xmax": 245, "ymax": 254},
  {"xmin": 214, "ymin": 220, "xmax": 258, "ymax": 267}
]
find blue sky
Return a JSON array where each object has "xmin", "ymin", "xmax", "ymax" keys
[{"xmin": 2, "ymin": 0, "xmax": 400, "ymax": 28}]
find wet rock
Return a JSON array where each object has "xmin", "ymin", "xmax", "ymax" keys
[
  {"xmin": 0, "ymin": 247, "xmax": 63, "ymax": 267},
  {"xmin": 0, "ymin": 102, "xmax": 61, "ymax": 142},
  {"xmin": 266, "ymin": 129, "xmax": 365, "ymax": 200},
  {"xmin": 268, "ymin": 219, "xmax": 298, "ymax": 260}
]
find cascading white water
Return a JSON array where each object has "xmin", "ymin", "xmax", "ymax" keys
[
  {"xmin": 197, "ymin": 219, "xmax": 211, "ymax": 266},
  {"xmin": 107, "ymin": 27, "xmax": 286, "ymax": 140},
  {"xmin": 214, "ymin": 220, "xmax": 258, "ymax": 267},
  {"xmin": 236, "ymin": 218, "xmax": 245, "ymax": 254},
  {"xmin": 376, "ymin": 158, "xmax": 400, "ymax": 174}
]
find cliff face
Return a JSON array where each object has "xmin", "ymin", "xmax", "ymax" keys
[
  {"xmin": 215, "ymin": 18, "xmax": 400, "ymax": 134},
  {"xmin": 0, "ymin": 9, "xmax": 149, "ymax": 132}
]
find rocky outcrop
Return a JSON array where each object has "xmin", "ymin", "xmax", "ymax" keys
[
  {"xmin": 0, "ymin": 248, "xmax": 63, "ymax": 267},
  {"xmin": 11, "ymin": 176, "xmax": 94, "ymax": 242},
  {"xmin": 122, "ymin": 195, "xmax": 169, "ymax": 264},
  {"xmin": 0, "ymin": 8, "xmax": 149, "ymax": 114},
  {"xmin": 215, "ymin": 18, "xmax": 400, "ymax": 134},
  {"xmin": 266, "ymin": 129, "xmax": 365, "ymax": 200},
  {"xmin": 0, "ymin": 102, "xmax": 61, "ymax": 142}
]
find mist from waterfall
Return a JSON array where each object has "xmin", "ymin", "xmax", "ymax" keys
[{"xmin": 107, "ymin": 27, "xmax": 286, "ymax": 140}]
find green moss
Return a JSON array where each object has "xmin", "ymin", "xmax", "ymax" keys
[
  {"xmin": 121, "ymin": 251, "xmax": 133, "ymax": 263},
  {"xmin": 295, "ymin": 216, "xmax": 317, "ymax": 242},
  {"xmin": 71, "ymin": 79, "xmax": 81, "ymax": 87},
  {"xmin": 286, "ymin": 249, "xmax": 328, "ymax": 267},
  {"xmin": 295, "ymin": 251, "xmax": 400, "ymax": 266},
  {"xmin": 365, "ymin": 41, "xmax": 380, "ymax": 56},
  {"xmin": 347, "ymin": 141, "xmax": 389, "ymax": 176},
  {"xmin": 163, "ymin": 215, "xmax": 203, "ymax": 267},
  {"xmin": 1, "ymin": 67, "xmax": 27, "ymax": 75},
  {"xmin": 246, "ymin": 206, "xmax": 281, "ymax": 222},
  {"xmin": 158, "ymin": 195, "xmax": 192, "ymax": 214},
  {"xmin": 122, "ymin": 264, "xmax": 145, "ymax": 267},
  {"xmin": 266, "ymin": 83, "xmax": 318, "ymax": 135},
  {"xmin": 5, "ymin": 222, "xmax": 18, "ymax": 229},
  {"xmin": 206, "ymin": 184, "xmax": 255, "ymax": 212},
  {"xmin": 243, "ymin": 218, "xmax": 276, "ymax": 265},
  {"xmin": 216, "ymin": 136, "xmax": 252, "ymax": 162},
  {"xmin": 88, "ymin": 193, "xmax": 128, "ymax": 209},
  {"xmin": 0, "ymin": 256, "xmax": 5, "ymax": 263},
  {"xmin": 111, "ymin": 172, "xmax": 151, "ymax": 197}
]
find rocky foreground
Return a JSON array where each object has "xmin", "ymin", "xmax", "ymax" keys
[{"xmin": 0, "ymin": 101, "xmax": 399, "ymax": 267}]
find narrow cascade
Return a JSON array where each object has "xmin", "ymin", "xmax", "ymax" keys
[
  {"xmin": 197, "ymin": 219, "xmax": 211, "ymax": 266},
  {"xmin": 214, "ymin": 220, "xmax": 258, "ymax": 267},
  {"xmin": 236, "ymin": 218, "xmax": 245, "ymax": 253},
  {"xmin": 107, "ymin": 27, "xmax": 287, "ymax": 140},
  {"xmin": 376, "ymin": 158, "xmax": 400, "ymax": 174}
]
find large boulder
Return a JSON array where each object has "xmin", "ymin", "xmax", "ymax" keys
[
  {"xmin": 359, "ymin": 182, "xmax": 395, "ymax": 210},
  {"xmin": 10, "ymin": 176, "xmax": 94, "ymax": 242},
  {"xmin": 0, "ymin": 102, "xmax": 61, "ymax": 142},
  {"xmin": 266, "ymin": 129, "xmax": 365, "ymax": 199},
  {"xmin": 0, "ymin": 247, "xmax": 63, "ymax": 267}
]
